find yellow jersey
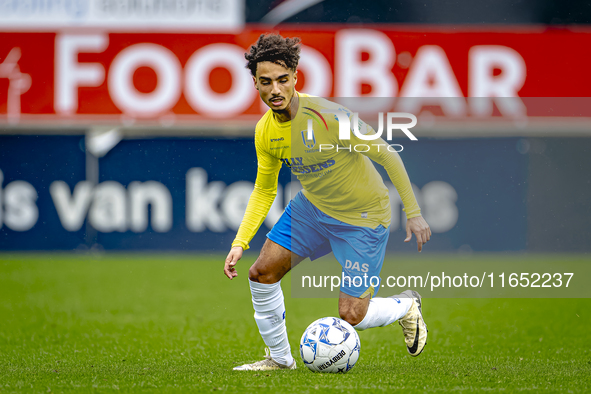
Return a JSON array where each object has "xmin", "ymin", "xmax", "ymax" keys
[{"xmin": 232, "ymin": 94, "xmax": 421, "ymax": 250}]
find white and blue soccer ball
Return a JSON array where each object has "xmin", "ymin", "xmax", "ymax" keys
[{"xmin": 299, "ymin": 317, "xmax": 360, "ymax": 373}]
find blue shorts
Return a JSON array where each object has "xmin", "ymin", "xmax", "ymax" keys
[{"xmin": 267, "ymin": 191, "xmax": 389, "ymax": 298}]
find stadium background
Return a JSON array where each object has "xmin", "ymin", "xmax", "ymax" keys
[
  {"xmin": 1, "ymin": 0, "xmax": 590, "ymax": 391},
  {"xmin": 1, "ymin": 19, "xmax": 590, "ymax": 253}
]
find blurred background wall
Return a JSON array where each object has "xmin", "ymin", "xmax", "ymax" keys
[
  {"xmin": 245, "ymin": 0, "xmax": 591, "ymax": 24},
  {"xmin": 0, "ymin": 0, "xmax": 590, "ymax": 253}
]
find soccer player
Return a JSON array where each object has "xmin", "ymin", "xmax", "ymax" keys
[{"xmin": 224, "ymin": 34, "xmax": 431, "ymax": 371}]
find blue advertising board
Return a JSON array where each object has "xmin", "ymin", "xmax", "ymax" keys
[{"xmin": 0, "ymin": 135, "xmax": 528, "ymax": 252}]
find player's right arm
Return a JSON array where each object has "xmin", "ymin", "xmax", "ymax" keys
[{"xmin": 224, "ymin": 128, "xmax": 282, "ymax": 280}]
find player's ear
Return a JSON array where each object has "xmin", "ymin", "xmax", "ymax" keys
[
  {"xmin": 293, "ymin": 70, "xmax": 298, "ymax": 85},
  {"xmin": 252, "ymin": 75, "xmax": 258, "ymax": 90}
]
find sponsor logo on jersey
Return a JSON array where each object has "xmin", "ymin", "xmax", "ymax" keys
[
  {"xmin": 281, "ymin": 157, "xmax": 336, "ymax": 174},
  {"xmin": 292, "ymin": 159, "xmax": 335, "ymax": 174},
  {"xmin": 281, "ymin": 157, "xmax": 303, "ymax": 167}
]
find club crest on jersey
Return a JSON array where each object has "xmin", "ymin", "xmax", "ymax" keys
[{"xmin": 301, "ymin": 128, "xmax": 316, "ymax": 148}]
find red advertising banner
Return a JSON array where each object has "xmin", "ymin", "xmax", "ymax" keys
[{"xmin": 1, "ymin": 26, "xmax": 590, "ymax": 126}]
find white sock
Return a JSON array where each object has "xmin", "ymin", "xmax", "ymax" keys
[
  {"xmin": 353, "ymin": 295, "xmax": 413, "ymax": 331},
  {"xmin": 249, "ymin": 279, "xmax": 294, "ymax": 366}
]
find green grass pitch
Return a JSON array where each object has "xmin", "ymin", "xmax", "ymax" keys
[{"xmin": 0, "ymin": 253, "xmax": 590, "ymax": 393}]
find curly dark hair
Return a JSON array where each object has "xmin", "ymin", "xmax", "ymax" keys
[{"xmin": 245, "ymin": 34, "xmax": 302, "ymax": 76}]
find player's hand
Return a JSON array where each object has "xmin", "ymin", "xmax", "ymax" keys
[
  {"xmin": 224, "ymin": 246, "xmax": 243, "ymax": 280},
  {"xmin": 404, "ymin": 216, "xmax": 431, "ymax": 252}
]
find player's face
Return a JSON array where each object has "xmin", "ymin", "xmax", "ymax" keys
[{"xmin": 253, "ymin": 61, "xmax": 297, "ymax": 112}]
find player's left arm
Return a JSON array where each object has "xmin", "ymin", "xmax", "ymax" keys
[{"xmin": 344, "ymin": 129, "xmax": 431, "ymax": 251}]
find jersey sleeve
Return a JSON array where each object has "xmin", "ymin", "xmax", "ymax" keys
[
  {"xmin": 337, "ymin": 121, "xmax": 422, "ymax": 219},
  {"xmin": 231, "ymin": 128, "xmax": 282, "ymax": 250}
]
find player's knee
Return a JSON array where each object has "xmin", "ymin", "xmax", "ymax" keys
[
  {"xmin": 339, "ymin": 308, "xmax": 365, "ymax": 327},
  {"xmin": 248, "ymin": 264, "xmax": 262, "ymax": 282},
  {"xmin": 248, "ymin": 264, "xmax": 281, "ymax": 284}
]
